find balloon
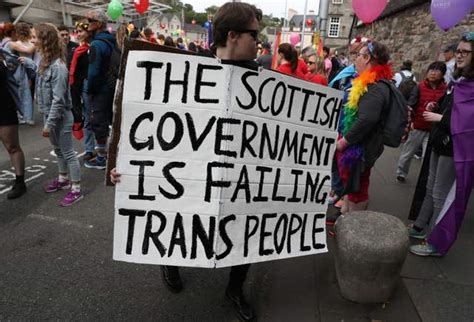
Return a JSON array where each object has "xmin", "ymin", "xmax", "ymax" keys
[
  {"xmin": 352, "ymin": 0, "xmax": 388, "ymax": 24},
  {"xmin": 192, "ymin": 20, "xmax": 196, "ymax": 25},
  {"xmin": 306, "ymin": 19, "xmax": 313, "ymax": 26},
  {"xmin": 204, "ymin": 21, "xmax": 210, "ymax": 28},
  {"xmin": 107, "ymin": 0, "xmax": 123, "ymax": 21},
  {"xmin": 134, "ymin": 0, "xmax": 149, "ymax": 15},
  {"xmin": 107, "ymin": 27, "xmax": 113, "ymax": 33},
  {"xmin": 289, "ymin": 32, "xmax": 300, "ymax": 47},
  {"xmin": 160, "ymin": 23, "xmax": 166, "ymax": 29},
  {"xmin": 431, "ymin": 0, "xmax": 472, "ymax": 31}
]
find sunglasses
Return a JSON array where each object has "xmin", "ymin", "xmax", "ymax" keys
[
  {"xmin": 86, "ymin": 18, "xmax": 99, "ymax": 24},
  {"xmin": 75, "ymin": 21, "xmax": 89, "ymax": 30},
  {"xmin": 233, "ymin": 29, "xmax": 259, "ymax": 41},
  {"xmin": 307, "ymin": 61, "xmax": 316, "ymax": 65}
]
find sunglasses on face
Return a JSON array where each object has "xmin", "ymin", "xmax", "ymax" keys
[
  {"xmin": 75, "ymin": 21, "xmax": 89, "ymax": 30},
  {"xmin": 87, "ymin": 18, "xmax": 99, "ymax": 24},
  {"xmin": 233, "ymin": 29, "xmax": 259, "ymax": 41},
  {"xmin": 307, "ymin": 61, "xmax": 316, "ymax": 65}
]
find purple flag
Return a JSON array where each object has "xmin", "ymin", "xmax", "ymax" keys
[{"xmin": 428, "ymin": 78, "xmax": 474, "ymax": 255}]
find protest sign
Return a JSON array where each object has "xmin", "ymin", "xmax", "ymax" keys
[{"xmin": 113, "ymin": 46, "xmax": 344, "ymax": 268}]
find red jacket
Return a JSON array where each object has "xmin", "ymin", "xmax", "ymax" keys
[
  {"xmin": 277, "ymin": 62, "xmax": 306, "ymax": 79},
  {"xmin": 412, "ymin": 80, "xmax": 447, "ymax": 130},
  {"xmin": 305, "ymin": 72, "xmax": 328, "ymax": 86}
]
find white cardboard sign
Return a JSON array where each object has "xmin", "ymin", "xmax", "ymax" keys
[{"xmin": 114, "ymin": 50, "xmax": 344, "ymax": 268}]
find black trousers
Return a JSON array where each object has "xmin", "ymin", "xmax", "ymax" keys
[
  {"xmin": 89, "ymin": 91, "xmax": 114, "ymax": 142},
  {"xmin": 165, "ymin": 264, "xmax": 250, "ymax": 291}
]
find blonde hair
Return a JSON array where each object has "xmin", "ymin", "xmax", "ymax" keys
[
  {"xmin": 34, "ymin": 23, "xmax": 65, "ymax": 73},
  {"xmin": 310, "ymin": 55, "xmax": 326, "ymax": 75},
  {"xmin": 116, "ymin": 24, "xmax": 128, "ymax": 51}
]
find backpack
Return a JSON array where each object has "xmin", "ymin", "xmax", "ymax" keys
[
  {"xmin": 379, "ymin": 80, "xmax": 409, "ymax": 148},
  {"xmin": 97, "ymin": 38, "xmax": 121, "ymax": 91},
  {"xmin": 397, "ymin": 71, "xmax": 416, "ymax": 100}
]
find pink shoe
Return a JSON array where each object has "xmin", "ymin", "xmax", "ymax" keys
[
  {"xmin": 60, "ymin": 191, "xmax": 83, "ymax": 207},
  {"xmin": 45, "ymin": 179, "xmax": 71, "ymax": 193}
]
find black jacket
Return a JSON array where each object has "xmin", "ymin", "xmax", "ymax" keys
[
  {"xmin": 345, "ymin": 81, "xmax": 390, "ymax": 168},
  {"xmin": 430, "ymin": 83, "xmax": 453, "ymax": 156}
]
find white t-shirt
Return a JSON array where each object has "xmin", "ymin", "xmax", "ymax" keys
[
  {"xmin": 444, "ymin": 58, "xmax": 456, "ymax": 84},
  {"xmin": 394, "ymin": 70, "xmax": 416, "ymax": 88}
]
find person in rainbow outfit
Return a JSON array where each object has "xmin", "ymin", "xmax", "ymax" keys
[{"xmin": 334, "ymin": 39, "xmax": 393, "ymax": 214}]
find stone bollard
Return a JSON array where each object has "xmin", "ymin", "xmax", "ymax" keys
[{"xmin": 334, "ymin": 211, "xmax": 409, "ymax": 303}]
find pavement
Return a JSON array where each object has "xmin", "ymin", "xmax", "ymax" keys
[{"xmin": 0, "ymin": 113, "xmax": 473, "ymax": 321}]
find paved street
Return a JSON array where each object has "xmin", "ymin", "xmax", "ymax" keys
[{"xmin": 1, "ymin": 114, "xmax": 473, "ymax": 321}]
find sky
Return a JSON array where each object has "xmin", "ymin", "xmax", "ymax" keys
[{"xmin": 182, "ymin": 0, "xmax": 320, "ymax": 19}]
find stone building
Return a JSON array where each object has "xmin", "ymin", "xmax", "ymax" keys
[
  {"xmin": 354, "ymin": 0, "xmax": 473, "ymax": 80},
  {"xmin": 324, "ymin": 0, "xmax": 355, "ymax": 50},
  {"xmin": 147, "ymin": 13, "xmax": 182, "ymax": 38}
]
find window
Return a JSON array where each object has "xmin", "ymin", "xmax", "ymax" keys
[
  {"xmin": 328, "ymin": 17, "xmax": 340, "ymax": 37},
  {"xmin": 332, "ymin": 0, "xmax": 343, "ymax": 4}
]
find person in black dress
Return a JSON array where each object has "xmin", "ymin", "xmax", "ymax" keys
[{"xmin": 0, "ymin": 55, "xmax": 27, "ymax": 199}]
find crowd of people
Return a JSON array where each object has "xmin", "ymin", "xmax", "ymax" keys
[{"xmin": 1, "ymin": 1, "xmax": 473, "ymax": 320}]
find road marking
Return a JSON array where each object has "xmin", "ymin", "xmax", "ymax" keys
[
  {"xmin": 0, "ymin": 172, "xmax": 45, "ymax": 195},
  {"xmin": 28, "ymin": 213, "xmax": 94, "ymax": 230},
  {"xmin": 25, "ymin": 172, "xmax": 45, "ymax": 183}
]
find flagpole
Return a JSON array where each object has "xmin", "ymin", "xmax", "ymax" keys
[{"xmin": 300, "ymin": 0, "xmax": 308, "ymax": 50}]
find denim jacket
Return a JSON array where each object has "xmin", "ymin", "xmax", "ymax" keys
[
  {"xmin": 0, "ymin": 40, "xmax": 36, "ymax": 114},
  {"xmin": 36, "ymin": 58, "xmax": 72, "ymax": 129}
]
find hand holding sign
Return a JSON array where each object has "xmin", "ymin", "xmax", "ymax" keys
[{"xmin": 113, "ymin": 47, "xmax": 344, "ymax": 268}]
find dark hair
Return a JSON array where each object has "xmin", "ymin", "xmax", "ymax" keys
[
  {"xmin": 164, "ymin": 36, "xmax": 175, "ymax": 47},
  {"xmin": 188, "ymin": 42, "xmax": 197, "ymax": 52},
  {"xmin": 143, "ymin": 28, "xmax": 153, "ymax": 38},
  {"xmin": 427, "ymin": 61, "xmax": 447, "ymax": 75},
  {"xmin": 278, "ymin": 43, "xmax": 298, "ymax": 72},
  {"xmin": 401, "ymin": 60, "xmax": 412, "ymax": 71},
  {"xmin": 177, "ymin": 37, "xmax": 183, "ymax": 43},
  {"xmin": 129, "ymin": 30, "xmax": 140, "ymax": 39},
  {"xmin": 157, "ymin": 34, "xmax": 165, "ymax": 41},
  {"xmin": 323, "ymin": 46, "xmax": 329, "ymax": 54},
  {"xmin": 213, "ymin": 2, "xmax": 262, "ymax": 48},
  {"xmin": 57, "ymin": 25, "xmax": 68, "ymax": 32},
  {"xmin": 454, "ymin": 36, "xmax": 474, "ymax": 79},
  {"xmin": 366, "ymin": 41, "xmax": 390, "ymax": 65}
]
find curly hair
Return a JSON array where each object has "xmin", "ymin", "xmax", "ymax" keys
[
  {"xmin": 16, "ymin": 22, "xmax": 32, "ymax": 42},
  {"xmin": 34, "ymin": 23, "xmax": 66, "ymax": 74}
]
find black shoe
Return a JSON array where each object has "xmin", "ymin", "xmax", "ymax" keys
[
  {"xmin": 226, "ymin": 288, "xmax": 254, "ymax": 321},
  {"xmin": 326, "ymin": 210, "xmax": 342, "ymax": 226},
  {"xmin": 7, "ymin": 181, "xmax": 27, "ymax": 199},
  {"xmin": 396, "ymin": 175, "xmax": 406, "ymax": 183},
  {"xmin": 83, "ymin": 152, "xmax": 95, "ymax": 162},
  {"xmin": 160, "ymin": 266, "xmax": 183, "ymax": 293}
]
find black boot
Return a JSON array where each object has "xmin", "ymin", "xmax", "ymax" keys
[
  {"xmin": 226, "ymin": 288, "xmax": 254, "ymax": 321},
  {"xmin": 160, "ymin": 266, "xmax": 183, "ymax": 293},
  {"xmin": 7, "ymin": 181, "xmax": 27, "ymax": 199}
]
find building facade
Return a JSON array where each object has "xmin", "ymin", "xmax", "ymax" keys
[
  {"xmin": 324, "ymin": 0, "xmax": 354, "ymax": 50},
  {"xmin": 354, "ymin": 0, "xmax": 473, "ymax": 80}
]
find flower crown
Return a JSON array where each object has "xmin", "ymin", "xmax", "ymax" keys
[
  {"xmin": 462, "ymin": 31, "xmax": 474, "ymax": 42},
  {"xmin": 351, "ymin": 36, "xmax": 374, "ymax": 55}
]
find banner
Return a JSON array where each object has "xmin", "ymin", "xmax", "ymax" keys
[{"xmin": 113, "ymin": 49, "xmax": 344, "ymax": 268}]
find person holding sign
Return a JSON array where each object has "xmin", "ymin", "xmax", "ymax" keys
[
  {"xmin": 335, "ymin": 40, "xmax": 393, "ymax": 213},
  {"xmin": 110, "ymin": 3, "xmax": 262, "ymax": 321}
]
